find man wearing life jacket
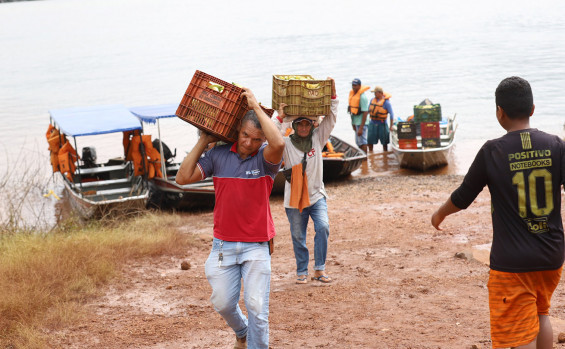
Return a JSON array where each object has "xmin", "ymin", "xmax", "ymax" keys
[
  {"xmin": 367, "ymin": 86, "xmax": 395, "ymax": 152},
  {"xmin": 348, "ymin": 78, "xmax": 370, "ymax": 153}
]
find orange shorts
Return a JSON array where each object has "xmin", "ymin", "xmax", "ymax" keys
[{"xmin": 487, "ymin": 267, "xmax": 562, "ymax": 348}]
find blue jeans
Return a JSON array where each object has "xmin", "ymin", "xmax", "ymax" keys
[
  {"xmin": 285, "ymin": 197, "xmax": 330, "ymax": 276},
  {"xmin": 205, "ymin": 238, "xmax": 271, "ymax": 349}
]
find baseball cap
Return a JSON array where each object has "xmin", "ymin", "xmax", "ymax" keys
[
  {"xmin": 371, "ymin": 86, "xmax": 383, "ymax": 93},
  {"xmin": 351, "ymin": 78, "xmax": 361, "ymax": 85}
]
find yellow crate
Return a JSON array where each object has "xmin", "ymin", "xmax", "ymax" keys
[{"xmin": 272, "ymin": 75, "xmax": 332, "ymax": 116}]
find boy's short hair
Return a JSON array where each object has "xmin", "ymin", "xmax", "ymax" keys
[
  {"xmin": 241, "ymin": 110, "xmax": 262, "ymax": 130},
  {"xmin": 495, "ymin": 76, "xmax": 534, "ymax": 119}
]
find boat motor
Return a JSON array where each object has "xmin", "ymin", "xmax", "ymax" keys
[
  {"xmin": 152, "ymin": 139, "xmax": 176, "ymax": 165},
  {"xmin": 82, "ymin": 146, "xmax": 97, "ymax": 168}
]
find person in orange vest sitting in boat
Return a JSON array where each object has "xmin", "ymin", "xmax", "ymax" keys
[
  {"xmin": 367, "ymin": 86, "xmax": 394, "ymax": 152},
  {"xmin": 348, "ymin": 78, "xmax": 370, "ymax": 153}
]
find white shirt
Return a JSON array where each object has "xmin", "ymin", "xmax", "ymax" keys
[{"xmin": 273, "ymin": 98, "xmax": 339, "ymax": 208}]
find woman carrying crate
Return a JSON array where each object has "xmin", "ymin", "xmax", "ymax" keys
[{"xmin": 273, "ymin": 77, "xmax": 338, "ymax": 285}]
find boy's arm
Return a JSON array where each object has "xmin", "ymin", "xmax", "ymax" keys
[
  {"xmin": 242, "ymin": 88, "xmax": 284, "ymax": 165},
  {"xmin": 431, "ymin": 197, "xmax": 462, "ymax": 230},
  {"xmin": 176, "ymin": 133, "xmax": 217, "ymax": 185},
  {"xmin": 432, "ymin": 145, "xmax": 488, "ymax": 230}
]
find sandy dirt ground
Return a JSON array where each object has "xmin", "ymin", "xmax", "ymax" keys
[{"xmin": 47, "ymin": 170, "xmax": 565, "ymax": 348}]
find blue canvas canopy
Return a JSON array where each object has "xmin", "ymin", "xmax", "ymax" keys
[
  {"xmin": 129, "ymin": 104, "xmax": 178, "ymax": 124},
  {"xmin": 49, "ymin": 105, "xmax": 142, "ymax": 137}
]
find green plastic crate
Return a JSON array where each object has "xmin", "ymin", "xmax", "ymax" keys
[{"xmin": 413, "ymin": 104, "xmax": 442, "ymax": 122}]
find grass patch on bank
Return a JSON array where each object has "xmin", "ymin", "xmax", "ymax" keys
[{"xmin": 0, "ymin": 212, "xmax": 200, "ymax": 349}]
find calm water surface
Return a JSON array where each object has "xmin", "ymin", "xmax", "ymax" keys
[{"xmin": 0, "ymin": 0, "xmax": 564, "ymax": 222}]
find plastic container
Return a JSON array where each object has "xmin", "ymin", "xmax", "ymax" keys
[
  {"xmin": 413, "ymin": 104, "xmax": 442, "ymax": 122},
  {"xmin": 398, "ymin": 139, "xmax": 418, "ymax": 149},
  {"xmin": 422, "ymin": 138, "xmax": 441, "ymax": 148},
  {"xmin": 272, "ymin": 75, "xmax": 332, "ymax": 116},
  {"xmin": 397, "ymin": 122, "xmax": 417, "ymax": 139},
  {"xmin": 420, "ymin": 122, "xmax": 440, "ymax": 139},
  {"xmin": 176, "ymin": 71, "xmax": 248, "ymax": 143}
]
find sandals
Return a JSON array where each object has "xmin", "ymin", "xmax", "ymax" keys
[
  {"xmin": 311, "ymin": 275, "xmax": 332, "ymax": 283},
  {"xmin": 296, "ymin": 276, "xmax": 308, "ymax": 284}
]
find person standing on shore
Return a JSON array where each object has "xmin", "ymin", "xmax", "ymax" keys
[
  {"xmin": 273, "ymin": 78, "xmax": 338, "ymax": 285},
  {"xmin": 431, "ymin": 76, "xmax": 565, "ymax": 349},
  {"xmin": 348, "ymin": 78, "xmax": 370, "ymax": 153},
  {"xmin": 176, "ymin": 88, "xmax": 284, "ymax": 349},
  {"xmin": 367, "ymin": 86, "xmax": 394, "ymax": 152}
]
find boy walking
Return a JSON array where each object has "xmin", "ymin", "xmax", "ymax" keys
[{"xmin": 431, "ymin": 76, "xmax": 565, "ymax": 348}]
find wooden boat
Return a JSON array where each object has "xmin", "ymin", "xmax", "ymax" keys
[
  {"xmin": 129, "ymin": 104, "xmax": 215, "ymax": 210},
  {"xmin": 48, "ymin": 105, "xmax": 149, "ymax": 219},
  {"xmin": 391, "ymin": 114, "xmax": 458, "ymax": 171},
  {"xmin": 272, "ymin": 135, "xmax": 367, "ymax": 194}
]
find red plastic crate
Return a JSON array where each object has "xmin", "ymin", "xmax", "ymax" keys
[
  {"xmin": 398, "ymin": 139, "xmax": 418, "ymax": 149},
  {"xmin": 176, "ymin": 71, "xmax": 249, "ymax": 143},
  {"xmin": 420, "ymin": 122, "xmax": 440, "ymax": 139}
]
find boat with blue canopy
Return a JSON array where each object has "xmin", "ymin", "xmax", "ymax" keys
[
  {"xmin": 129, "ymin": 104, "xmax": 215, "ymax": 210},
  {"xmin": 47, "ymin": 105, "xmax": 149, "ymax": 218}
]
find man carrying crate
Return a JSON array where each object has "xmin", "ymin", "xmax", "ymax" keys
[{"xmin": 176, "ymin": 88, "xmax": 284, "ymax": 349}]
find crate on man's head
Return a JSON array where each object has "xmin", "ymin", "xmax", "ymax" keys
[
  {"xmin": 272, "ymin": 75, "xmax": 332, "ymax": 116},
  {"xmin": 413, "ymin": 103, "xmax": 442, "ymax": 123},
  {"xmin": 176, "ymin": 71, "xmax": 248, "ymax": 143}
]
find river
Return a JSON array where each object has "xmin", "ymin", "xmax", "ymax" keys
[{"xmin": 0, "ymin": 0, "xmax": 564, "ymax": 225}]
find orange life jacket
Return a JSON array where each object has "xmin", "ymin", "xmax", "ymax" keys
[
  {"xmin": 369, "ymin": 93, "xmax": 392, "ymax": 121},
  {"xmin": 58, "ymin": 140, "xmax": 79, "ymax": 181},
  {"xmin": 348, "ymin": 86, "xmax": 370, "ymax": 115},
  {"xmin": 125, "ymin": 132, "xmax": 163, "ymax": 179},
  {"xmin": 123, "ymin": 130, "xmax": 141, "ymax": 161},
  {"xmin": 142, "ymin": 135, "xmax": 163, "ymax": 179},
  {"xmin": 46, "ymin": 124, "xmax": 63, "ymax": 172}
]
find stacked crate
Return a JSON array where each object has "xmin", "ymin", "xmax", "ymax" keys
[
  {"xmin": 397, "ymin": 122, "xmax": 418, "ymax": 149},
  {"xmin": 176, "ymin": 70, "xmax": 273, "ymax": 143},
  {"xmin": 413, "ymin": 103, "xmax": 442, "ymax": 148},
  {"xmin": 420, "ymin": 122, "xmax": 441, "ymax": 148},
  {"xmin": 272, "ymin": 75, "xmax": 332, "ymax": 116}
]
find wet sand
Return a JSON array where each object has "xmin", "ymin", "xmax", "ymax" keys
[{"xmin": 46, "ymin": 171, "xmax": 565, "ymax": 348}]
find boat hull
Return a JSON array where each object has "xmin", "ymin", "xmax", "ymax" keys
[
  {"xmin": 148, "ymin": 176, "xmax": 215, "ymax": 210},
  {"xmin": 61, "ymin": 173, "xmax": 149, "ymax": 219},
  {"xmin": 391, "ymin": 115, "xmax": 457, "ymax": 171},
  {"xmin": 391, "ymin": 145, "xmax": 453, "ymax": 171}
]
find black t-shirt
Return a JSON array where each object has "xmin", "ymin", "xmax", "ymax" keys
[{"xmin": 451, "ymin": 128, "xmax": 565, "ymax": 272}]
